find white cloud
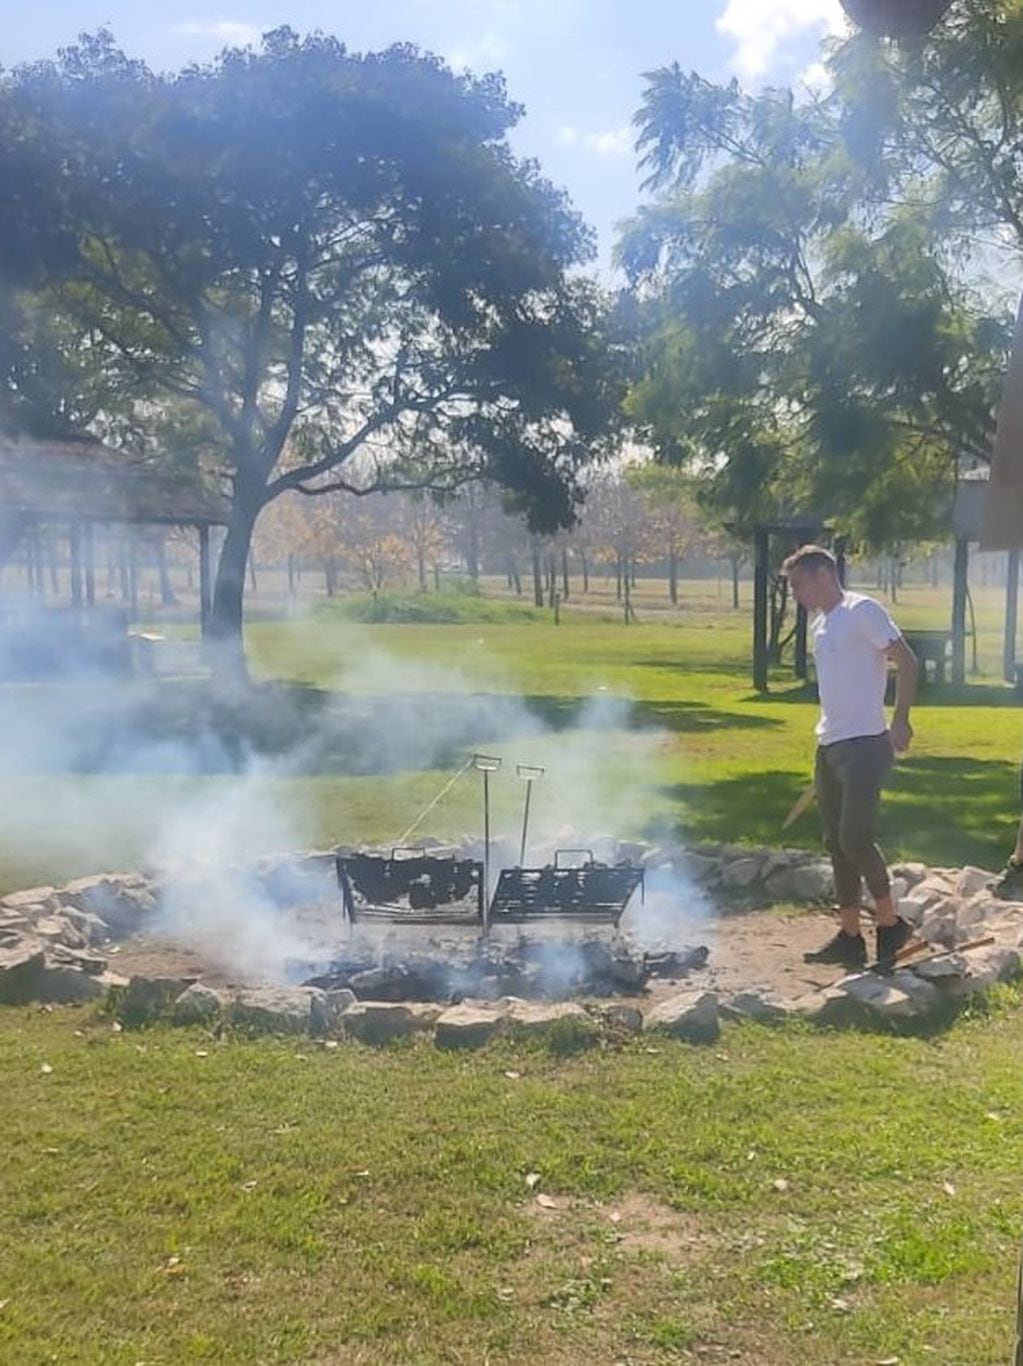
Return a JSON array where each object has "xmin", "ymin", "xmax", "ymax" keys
[
  {"xmin": 557, "ymin": 123, "xmax": 632, "ymax": 157},
  {"xmin": 445, "ymin": 32, "xmax": 508, "ymax": 72},
  {"xmin": 172, "ymin": 20, "xmax": 263, "ymax": 46},
  {"xmin": 716, "ymin": 0, "xmax": 846, "ymax": 82},
  {"xmin": 797, "ymin": 59, "xmax": 833, "ymax": 98}
]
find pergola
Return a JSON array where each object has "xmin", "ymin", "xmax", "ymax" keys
[
  {"xmin": 742, "ymin": 477, "xmax": 1018, "ymax": 693},
  {"xmin": 0, "ymin": 434, "xmax": 229, "ymax": 636}
]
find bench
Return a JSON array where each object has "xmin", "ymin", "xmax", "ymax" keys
[{"xmin": 902, "ymin": 630, "xmax": 952, "ymax": 686}]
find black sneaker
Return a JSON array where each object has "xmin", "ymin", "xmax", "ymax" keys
[
  {"xmin": 994, "ymin": 858, "xmax": 1023, "ymax": 902},
  {"xmin": 803, "ymin": 931, "xmax": 867, "ymax": 969},
  {"xmin": 875, "ymin": 917, "xmax": 912, "ymax": 972}
]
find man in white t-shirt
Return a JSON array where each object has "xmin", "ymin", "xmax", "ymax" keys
[{"xmin": 782, "ymin": 545, "xmax": 920, "ymax": 971}]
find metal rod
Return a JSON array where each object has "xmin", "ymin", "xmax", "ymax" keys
[
  {"xmin": 483, "ymin": 768, "xmax": 491, "ymax": 935},
  {"xmin": 519, "ymin": 780, "xmax": 533, "ymax": 867}
]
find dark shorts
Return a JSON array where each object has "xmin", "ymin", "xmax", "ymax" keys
[{"xmin": 815, "ymin": 733, "xmax": 893, "ymax": 906}]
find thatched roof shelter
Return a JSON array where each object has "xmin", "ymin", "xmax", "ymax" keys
[{"xmin": 0, "ymin": 434, "xmax": 228, "ymax": 527}]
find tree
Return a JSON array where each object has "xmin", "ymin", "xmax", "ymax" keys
[
  {"xmin": 627, "ymin": 464, "xmax": 707, "ymax": 604},
  {"xmin": 11, "ymin": 29, "xmax": 626, "ymax": 676},
  {"xmin": 621, "ymin": 67, "xmax": 1009, "ymax": 551}
]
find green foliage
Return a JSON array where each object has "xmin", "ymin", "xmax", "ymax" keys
[
  {"xmin": 319, "ymin": 590, "xmax": 544, "ymax": 624},
  {"xmin": 4, "ymin": 28, "xmax": 626, "ymax": 655},
  {"xmin": 622, "ymin": 55, "xmax": 1012, "ymax": 551}
]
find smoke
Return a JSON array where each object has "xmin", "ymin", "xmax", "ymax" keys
[{"xmin": 0, "ymin": 607, "xmax": 712, "ymax": 981}]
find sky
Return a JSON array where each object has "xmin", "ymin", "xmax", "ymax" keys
[{"xmin": 5, "ymin": 0, "xmax": 848, "ymax": 275}]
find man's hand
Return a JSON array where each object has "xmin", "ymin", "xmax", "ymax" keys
[{"xmin": 888, "ymin": 717, "xmax": 913, "ymax": 754}]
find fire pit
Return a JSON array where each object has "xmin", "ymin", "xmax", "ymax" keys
[
  {"xmin": 336, "ymin": 848, "xmax": 484, "ymax": 927},
  {"xmin": 489, "ymin": 849, "xmax": 645, "ymax": 928}
]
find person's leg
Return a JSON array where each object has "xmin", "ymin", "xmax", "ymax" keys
[
  {"xmin": 804, "ymin": 744, "xmax": 867, "ymax": 967},
  {"xmin": 835, "ymin": 736, "xmax": 909, "ymax": 965},
  {"xmin": 818, "ymin": 742, "xmax": 863, "ymax": 933},
  {"xmin": 993, "ymin": 757, "xmax": 1023, "ymax": 899}
]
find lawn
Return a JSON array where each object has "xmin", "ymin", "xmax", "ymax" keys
[
  {"xmin": 2, "ymin": 997, "xmax": 1023, "ymax": 1363},
  {"xmin": 3, "ymin": 580, "xmax": 1023, "ymax": 1362},
  {"xmin": 1, "ymin": 579, "xmax": 1021, "ymax": 894}
]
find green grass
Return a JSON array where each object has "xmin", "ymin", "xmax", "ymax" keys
[
  {"xmin": 3, "ymin": 579, "xmax": 1023, "ymax": 1362},
  {"xmin": 2, "ymin": 998, "xmax": 1023, "ymax": 1362},
  {"xmin": 319, "ymin": 588, "xmax": 547, "ymax": 624},
  {"xmin": 2, "ymin": 582, "xmax": 1022, "ymax": 893}
]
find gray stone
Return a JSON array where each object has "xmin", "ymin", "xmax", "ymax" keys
[
  {"xmin": 678, "ymin": 853, "xmax": 719, "ymax": 883},
  {"xmin": 0, "ymin": 940, "xmax": 46, "ymax": 1004},
  {"xmin": 720, "ymin": 990, "xmax": 789, "ymax": 1024},
  {"xmin": 762, "ymin": 849, "xmax": 805, "ymax": 878},
  {"xmin": 324, "ymin": 987, "xmax": 357, "ymax": 1021},
  {"xmin": 766, "ymin": 861, "xmax": 833, "ymax": 902},
  {"xmin": 720, "ymin": 858, "xmax": 763, "ymax": 891},
  {"xmin": 229, "ymin": 986, "xmax": 327, "ymax": 1036},
  {"xmin": 913, "ymin": 953, "xmax": 969, "ymax": 984},
  {"xmin": 891, "ymin": 861, "xmax": 929, "ymax": 887},
  {"xmin": 59, "ymin": 907, "xmax": 111, "ymax": 945},
  {"xmin": 341, "ymin": 1000, "xmax": 441, "ymax": 1045},
  {"xmin": 46, "ymin": 943, "xmax": 108, "ymax": 975},
  {"xmin": 32, "ymin": 915, "xmax": 88, "ymax": 949},
  {"xmin": 920, "ymin": 902, "xmax": 958, "ymax": 946},
  {"xmin": 35, "ymin": 964, "xmax": 108, "ymax": 1004},
  {"xmin": 602, "ymin": 1003, "xmax": 644, "ymax": 1035},
  {"xmin": 172, "ymin": 982, "xmax": 227, "ymax": 1025},
  {"xmin": 946, "ymin": 946, "xmax": 1022, "ymax": 998},
  {"xmin": 643, "ymin": 990, "xmax": 720, "ymax": 1043},
  {"xmin": 897, "ymin": 899, "xmax": 926, "ymax": 928},
  {"xmin": 119, "ymin": 975, "xmax": 197, "ymax": 1026},
  {"xmin": 884, "ymin": 969, "xmax": 942, "ymax": 1014},
  {"xmin": 839, "ymin": 971, "xmax": 937, "ymax": 1020},
  {"xmin": 504, "ymin": 1001, "xmax": 597, "ymax": 1039},
  {"xmin": 955, "ymin": 866, "xmax": 994, "ymax": 900},
  {"xmin": 59, "ymin": 877, "xmax": 157, "ymax": 937},
  {"xmin": 434, "ymin": 1004, "xmax": 503, "ymax": 1050},
  {"xmin": 1, "ymin": 887, "xmax": 59, "ymax": 913}
]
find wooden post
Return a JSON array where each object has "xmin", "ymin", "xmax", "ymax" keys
[
  {"xmin": 834, "ymin": 536, "xmax": 847, "ymax": 587},
  {"xmin": 198, "ymin": 524, "xmax": 212, "ymax": 638},
  {"xmin": 1004, "ymin": 550, "xmax": 1020, "ymax": 684},
  {"xmin": 794, "ymin": 603, "xmax": 808, "ymax": 679},
  {"xmin": 69, "ymin": 522, "xmax": 83, "ymax": 608},
  {"xmin": 83, "ymin": 522, "xmax": 95, "ymax": 606},
  {"xmin": 128, "ymin": 533, "xmax": 139, "ymax": 619},
  {"xmin": 753, "ymin": 527, "xmax": 769, "ymax": 692},
  {"xmin": 951, "ymin": 535, "xmax": 969, "ymax": 687}
]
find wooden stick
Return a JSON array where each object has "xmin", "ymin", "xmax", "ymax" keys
[
  {"xmin": 782, "ymin": 781, "xmax": 817, "ymax": 830},
  {"xmin": 896, "ymin": 934, "xmax": 996, "ymax": 965}
]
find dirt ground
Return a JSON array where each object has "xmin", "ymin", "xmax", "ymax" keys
[{"xmin": 106, "ymin": 901, "xmax": 852, "ymax": 1004}]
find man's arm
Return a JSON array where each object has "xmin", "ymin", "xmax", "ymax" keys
[{"xmin": 885, "ymin": 636, "xmax": 919, "ymax": 753}]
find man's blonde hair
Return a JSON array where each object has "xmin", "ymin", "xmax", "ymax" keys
[{"xmin": 781, "ymin": 544, "xmax": 837, "ymax": 576}]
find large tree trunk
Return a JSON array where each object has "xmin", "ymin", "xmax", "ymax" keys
[
  {"xmin": 0, "ymin": 512, "xmax": 29, "ymax": 573},
  {"xmin": 208, "ymin": 492, "xmax": 261, "ymax": 683},
  {"xmin": 156, "ymin": 534, "xmax": 179, "ymax": 607},
  {"xmin": 530, "ymin": 540, "xmax": 543, "ymax": 608},
  {"xmin": 668, "ymin": 550, "xmax": 678, "ymax": 605}
]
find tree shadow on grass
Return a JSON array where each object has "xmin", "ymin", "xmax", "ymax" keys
[
  {"xmin": 648, "ymin": 755, "xmax": 1021, "ymax": 871},
  {"xmin": 0, "ymin": 678, "xmax": 780, "ymax": 778},
  {"xmin": 758, "ymin": 680, "xmax": 1022, "ymax": 709}
]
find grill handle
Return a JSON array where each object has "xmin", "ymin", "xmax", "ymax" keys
[{"xmin": 553, "ymin": 848, "xmax": 595, "ymax": 868}]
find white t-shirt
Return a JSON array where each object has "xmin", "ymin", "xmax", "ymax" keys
[{"xmin": 811, "ymin": 592, "xmax": 901, "ymax": 745}]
